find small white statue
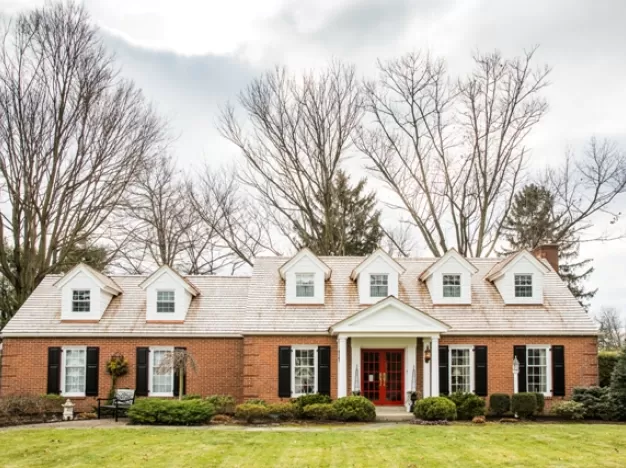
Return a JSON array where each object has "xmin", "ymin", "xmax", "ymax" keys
[{"xmin": 62, "ymin": 399, "xmax": 75, "ymax": 421}]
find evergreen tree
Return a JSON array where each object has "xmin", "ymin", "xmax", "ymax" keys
[
  {"xmin": 500, "ymin": 184, "xmax": 596, "ymax": 309},
  {"xmin": 609, "ymin": 347, "xmax": 626, "ymax": 420},
  {"xmin": 297, "ymin": 170, "xmax": 383, "ymax": 256}
]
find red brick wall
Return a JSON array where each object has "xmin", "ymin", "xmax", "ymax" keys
[
  {"xmin": 242, "ymin": 335, "xmax": 337, "ymax": 403},
  {"xmin": 1, "ymin": 337, "xmax": 243, "ymax": 411}
]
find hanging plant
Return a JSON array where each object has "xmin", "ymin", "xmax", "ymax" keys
[{"xmin": 106, "ymin": 352, "xmax": 129, "ymax": 401}]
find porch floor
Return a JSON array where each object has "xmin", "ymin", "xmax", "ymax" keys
[{"xmin": 375, "ymin": 406, "xmax": 413, "ymax": 422}]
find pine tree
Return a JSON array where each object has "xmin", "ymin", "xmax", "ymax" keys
[
  {"xmin": 297, "ymin": 170, "xmax": 383, "ymax": 256},
  {"xmin": 609, "ymin": 347, "xmax": 626, "ymax": 420},
  {"xmin": 500, "ymin": 184, "xmax": 596, "ymax": 309}
]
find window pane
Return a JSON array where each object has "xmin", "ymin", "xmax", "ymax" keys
[
  {"xmin": 514, "ymin": 275, "xmax": 533, "ymax": 297},
  {"xmin": 370, "ymin": 274, "xmax": 389, "ymax": 297},
  {"xmin": 295, "ymin": 274, "xmax": 315, "ymax": 297},
  {"xmin": 527, "ymin": 348, "xmax": 547, "ymax": 393},
  {"xmin": 72, "ymin": 290, "xmax": 91, "ymax": 312},
  {"xmin": 157, "ymin": 290, "xmax": 175, "ymax": 313},
  {"xmin": 294, "ymin": 348, "xmax": 316, "ymax": 395},
  {"xmin": 152, "ymin": 350, "xmax": 173, "ymax": 394},
  {"xmin": 64, "ymin": 349, "xmax": 86, "ymax": 394},
  {"xmin": 443, "ymin": 275, "xmax": 461, "ymax": 298},
  {"xmin": 450, "ymin": 348, "xmax": 471, "ymax": 393}
]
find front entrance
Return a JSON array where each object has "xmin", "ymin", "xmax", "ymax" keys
[{"xmin": 361, "ymin": 349, "xmax": 404, "ymax": 405}]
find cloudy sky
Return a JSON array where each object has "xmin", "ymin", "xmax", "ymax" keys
[{"xmin": 2, "ymin": 0, "xmax": 626, "ymax": 317}]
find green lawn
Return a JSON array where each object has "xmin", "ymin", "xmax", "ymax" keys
[{"xmin": 0, "ymin": 424, "xmax": 625, "ymax": 467}]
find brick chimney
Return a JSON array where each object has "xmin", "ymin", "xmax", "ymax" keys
[{"xmin": 532, "ymin": 244, "xmax": 559, "ymax": 272}]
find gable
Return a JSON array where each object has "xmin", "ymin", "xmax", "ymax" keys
[
  {"xmin": 279, "ymin": 249, "xmax": 331, "ymax": 280},
  {"xmin": 419, "ymin": 249, "xmax": 477, "ymax": 281},
  {"xmin": 350, "ymin": 249, "xmax": 404, "ymax": 280},
  {"xmin": 139, "ymin": 265, "xmax": 199, "ymax": 296}
]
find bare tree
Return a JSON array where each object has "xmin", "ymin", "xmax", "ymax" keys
[
  {"xmin": 381, "ymin": 223, "xmax": 416, "ymax": 257},
  {"xmin": 356, "ymin": 49, "xmax": 550, "ymax": 257},
  {"xmin": 0, "ymin": 3, "xmax": 166, "ymax": 307},
  {"xmin": 217, "ymin": 63, "xmax": 363, "ymax": 255},
  {"xmin": 157, "ymin": 348, "xmax": 197, "ymax": 400},
  {"xmin": 596, "ymin": 307, "xmax": 625, "ymax": 350}
]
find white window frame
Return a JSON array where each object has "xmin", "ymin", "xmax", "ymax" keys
[
  {"xmin": 369, "ymin": 274, "xmax": 389, "ymax": 298},
  {"xmin": 526, "ymin": 344, "xmax": 552, "ymax": 397},
  {"xmin": 149, "ymin": 346, "xmax": 175, "ymax": 397},
  {"xmin": 514, "ymin": 274, "xmax": 533, "ymax": 298},
  {"xmin": 295, "ymin": 273, "xmax": 315, "ymax": 298},
  {"xmin": 442, "ymin": 274, "xmax": 462, "ymax": 298},
  {"xmin": 71, "ymin": 289, "xmax": 91, "ymax": 313},
  {"xmin": 291, "ymin": 345, "xmax": 318, "ymax": 397},
  {"xmin": 156, "ymin": 290, "xmax": 176, "ymax": 313},
  {"xmin": 61, "ymin": 346, "xmax": 87, "ymax": 397},
  {"xmin": 449, "ymin": 345, "xmax": 474, "ymax": 394}
]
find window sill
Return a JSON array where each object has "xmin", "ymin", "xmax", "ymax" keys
[
  {"xmin": 61, "ymin": 395, "xmax": 86, "ymax": 399},
  {"xmin": 149, "ymin": 393, "xmax": 174, "ymax": 398}
]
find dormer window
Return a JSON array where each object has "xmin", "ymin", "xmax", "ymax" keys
[
  {"xmin": 72, "ymin": 290, "xmax": 91, "ymax": 312},
  {"xmin": 514, "ymin": 274, "xmax": 533, "ymax": 298},
  {"xmin": 157, "ymin": 290, "xmax": 175, "ymax": 313},
  {"xmin": 296, "ymin": 274, "xmax": 315, "ymax": 297},
  {"xmin": 370, "ymin": 274, "xmax": 389, "ymax": 297},
  {"xmin": 442, "ymin": 275, "xmax": 461, "ymax": 298}
]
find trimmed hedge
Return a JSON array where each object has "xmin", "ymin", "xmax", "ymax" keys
[
  {"xmin": 599, "ymin": 351, "xmax": 619, "ymax": 387},
  {"xmin": 572, "ymin": 386, "xmax": 613, "ymax": 420},
  {"xmin": 552, "ymin": 401, "xmax": 585, "ymax": 420},
  {"xmin": 292, "ymin": 394, "xmax": 332, "ymax": 417},
  {"xmin": 267, "ymin": 402, "xmax": 297, "ymax": 421},
  {"xmin": 205, "ymin": 395, "xmax": 236, "ymax": 415},
  {"xmin": 414, "ymin": 397, "xmax": 457, "ymax": 421},
  {"xmin": 0, "ymin": 394, "xmax": 64, "ymax": 425},
  {"xmin": 511, "ymin": 393, "xmax": 537, "ymax": 419},
  {"xmin": 445, "ymin": 392, "xmax": 485, "ymax": 420},
  {"xmin": 333, "ymin": 396, "xmax": 376, "ymax": 422},
  {"xmin": 127, "ymin": 399, "xmax": 215, "ymax": 425},
  {"xmin": 489, "ymin": 393, "xmax": 511, "ymax": 416},
  {"xmin": 234, "ymin": 403, "xmax": 269, "ymax": 423},
  {"xmin": 302, "ymin": 403, "xmax": 336, "ymax": 420}
]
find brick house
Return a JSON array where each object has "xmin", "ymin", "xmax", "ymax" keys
[{"xmin": 0, "ymin": 246, "xmax": 598, "ymax": 412}]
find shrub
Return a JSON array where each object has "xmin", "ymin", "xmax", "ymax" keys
[
  {"xmin": 414, "ymin": 397, "xmax": 457, "ymax": 421},
  {"xmin": 302, "ymin": 403, "xmax": 336, "ymax": 421},
  {"xmin": 552, "ymin": 401, "xmax": 585, "ymax": 420},
  {"xmin": 292, "ymin": 393, "xmax": 331, "ymax": 412},
  {"xmin": 332, "ymin": 396, "xmax": 376, "ymax": 422},
  {"xmin": 127, "ymin": 399, "xmax": 215, "ymax": 425},
  {"xmin": 534, "ymin": 393, "xmax": 545, "ymax": 414},
  {"xmin": 572, "ymin": 387, "xmax": 613, "ymax": 420},
  {"xmin": 511, "ymin": 393, "xmax": 537, "ymax": 419},
  {"xmin": 181, "ymin": 394, "xmax": 202, "ymax": 400},
  {"xmin": 445, "ymin": 392, "xmax": 485, "ymax": 420},
  {"xmin": 0, "ymin": 394, "xmax": 64, "ymax": 424},
  {"xmin": 489, "ymin": 393, "xmax": 511, "ymax": 416},
  {"xmin": 599, "ymin": 351, "xmax": 619, "ymax": 387},
  {"xmin": 234, "ymin": 403, "xmax": 269, "ymax": 423},
  {"xmin": 205, "ymin": 395, "xmax": 236, "ymax": 415},
  {"xmin": 267, "ymin": 402, "xmax": 297, "ymax": 421},
  {"xmin": 245, "ymin": 399, "xmax": 267, "ymax": 406},
  {"xmin": 610, "ymin": 347, "xmax": 626, "ymax": 421}
]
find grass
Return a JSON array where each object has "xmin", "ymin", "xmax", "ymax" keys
[{"xmin": 0, "ymin": 423, "xmax": 625, "ymax": 467}]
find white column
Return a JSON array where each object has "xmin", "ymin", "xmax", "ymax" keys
[
  {"xmin": 431, "ymin": 336, "xmax": 440, "ymax": 396},
  {"xmin": 422, "ymin": 338, "xmax": 431, "ymax": 398},
  {"xmin": 351, "ymin": 340, "xmax": 361, "ymax": 394},
  {"xmin": 337, "ymin": 335, "xmax": 348, "ymax": 398},
  {"xmin": 405, "ymin": 342, "xmax": 417, "ymax": 412}
]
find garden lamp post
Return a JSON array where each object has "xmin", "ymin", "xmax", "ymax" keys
[{"xmin": 513, "ymin": 356, "xmax": 520, "ymax": 394}]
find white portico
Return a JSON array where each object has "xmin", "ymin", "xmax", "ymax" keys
[{"xmin": 330, "ymin": 296, "xmax": 450, "ymax": 411}]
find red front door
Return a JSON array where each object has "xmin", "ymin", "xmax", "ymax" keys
[{"xmin": 361, "ymin": 349, "xmax": 404, "ymax": 405}]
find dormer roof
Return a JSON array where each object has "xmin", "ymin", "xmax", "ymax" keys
[
  {"xmin": 139, "ymin": 265, "xmax": 200, "ymax": 296},
  {"xmin": 278, "ymin": 248, "xmax": 332, "ymax": 280},
  {"xmin": 418, "ymin": 248, "xmax": 478, "ymax": 282},
  {"xmin": 54, "ymin": 263, "xmax": 122, "ymax": 296},
  {"xmin": 485, "ymin": 250, "xmax": 550, "ymax": 282},
  {"xmin": 350, "ymin": 249, "xmax": 405, "ymax": 281}
]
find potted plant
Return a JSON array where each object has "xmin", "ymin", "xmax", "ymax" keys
[{"xmin": 105, "ymin": 353, "xmax": 129, "ymax": 402}]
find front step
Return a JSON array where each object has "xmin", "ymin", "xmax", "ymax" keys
[{"xmin": 375, "ymin": 406, "xmax": 414, "ymax": 422}]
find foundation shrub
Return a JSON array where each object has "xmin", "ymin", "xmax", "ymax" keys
[{"xmin": 414, "ymin": 397, "xmax": 457, "ymax": 421}]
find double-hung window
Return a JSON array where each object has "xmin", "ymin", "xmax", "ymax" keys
[
  {"xmin": 157, "ymin": 290, "xmax": 175, "ymax": 313},
  {"xmin": 450, "ymin": 346, "xmax": 473, "ymax": 393},
  {"xmin": 443, "ymin": 274, "xmax": 461, "ymax": 298},
  {"xmin": 295, "ymin": 273, "xmax": 315, "ymax": 297},
  {"xmin": 514, "ymin": 274, "xmax": 533, "ymax": 297},
  {"xmin": 527, "ymin": 346, "xmax": 550, "ymax": 395},
  {"xmin": 72, "ymin": 290, "xmax": 91, "ymax": 312},
  {"xmin": 150, "ymin": 347, "xmax": 174, "ymax": 396},
  {"xmin": 62, "ymin": 346, "xmax": 87, "ymax": 396},
  {"xmin": 370, "ymin": 274, "xmax": 389, "ymax": 297},
  {"xmin": 292, "ymin": 346, "xmax": 317, "ymax": 396}
]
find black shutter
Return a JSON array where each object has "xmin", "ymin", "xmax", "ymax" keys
[
  {"xmin": 474, "ymin": 346, "xmax": 488, "ymax": 397},
  {"xmin": 514, "ymin": 345, "xmax": 527, "ymax": 393},
  {"xmin": 136, "ymin": 347, "xmax": 150, "ymax": 396},
  {"xmin": 317, "ymin": 346, "xmax": 331, "ymax": 396},
  {"xmin": 552, "ymin": 345, "xmax": 565, "ymax": 396},
  {"xmin": 439, "ymin": 345, "xmax": 449, "ymax": 396},
  {"xmin": 278, "ymin": 346, "xmax": 292, "ymax": 398},
  {"xmin": 85, "ymin": 347, "xmax": 100, "ymax": 397},
  {"xmin": 47, "ymin": 347, "xmax": 62, "ymax": 394},
  {"xmin": 173, "ymin": 347, "xmax": 186, "ymax": 397}
]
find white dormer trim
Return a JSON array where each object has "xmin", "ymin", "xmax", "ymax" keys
[
  {"xmin": 486, "ymin": 250, "xmax": 549, "ymax": 282},
  {"xmin": 279, "ymin": 249, "xmax": 331, "ymax": 280},
  {"xmin": 418, "ymin": 249, "xmax": 478, "ymax": 282},
  {"xmin": 487, "ymin": 251, "xmax": 549, "ymax": 305},
  {"xmin": 139, "ymin": 265, "xmax": 199, "ymax": 297},
  {"xmin": 350, "ymin": 249, "xmax": 405, "ymax": 281},
  {"xmin": 54, "ymin": 263, "xmax": 122, "ymax": 296}
]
